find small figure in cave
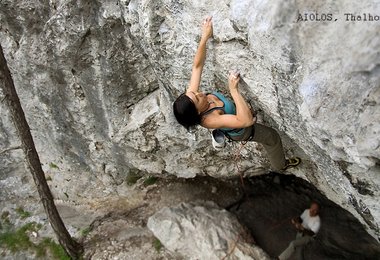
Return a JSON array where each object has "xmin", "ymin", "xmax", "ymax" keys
[
  {"xmin": 277, "ymin": 201, "xmax": 321, "ymax": 260},
  {"xmin": 172, "ymin": 16, "xmax": 300, "ymax": 171}
]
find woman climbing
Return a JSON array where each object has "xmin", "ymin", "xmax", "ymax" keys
[{"xmin": 172, "ymin": 17, "xmax": 300, "ymax": 171}]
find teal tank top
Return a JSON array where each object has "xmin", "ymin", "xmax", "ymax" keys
[
  {"xmin": 201, "ymin": 92, "xmax": 244, "ymax": 137},
  {"xmin": 211, "ymin": 92, "xmax": 236, "ymax": 115}
]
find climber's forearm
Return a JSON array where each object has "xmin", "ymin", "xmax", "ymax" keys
[
  {"xmin": 188, "ymin": 38, "xmax": 208, "ymax": 93},
  {"xmin": 230, "ymin": 89, "xmax": 254, "ymax": 126},
  {"xmin": 193, "ymin": 37, "xmax": 208, "ymax": 69},
  {"xmin": 228, "ymin": 73, "xmax": 254, "ymax": 126},
  {"xmin": 188, "ymin": 17, "xmax": 213, "ymax": 93}
]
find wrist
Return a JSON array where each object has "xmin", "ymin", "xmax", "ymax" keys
[
  {"xmin": 200, "ymin": 35, "xmax": 209, "ymax": 42},
  {"xmin": 230, "ymin": 88, "xmax": 239, "ymax": 95}
]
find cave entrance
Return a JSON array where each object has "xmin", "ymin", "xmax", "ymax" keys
[{"xmin": 227, "ymin": 173, "xmax": 380, "ymax": 260}]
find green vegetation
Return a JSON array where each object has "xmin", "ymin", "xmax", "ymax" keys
[
  {"xmin": 153, "ymin": 237, "xmax": 162, "ymax": 252},
  {"xmin": 80, "ymin": 227, "xmax": 90, "ymax": 237},
  {"xmin": 143, "ymin": 176, "xmax": 158, "ymax": 186},
  {"xmin": 1, "ymin": 211, "xmax": 10, "ymax": 226},
  {"xmin": 0, "ymin": 222, "xmax": 69, "ymax": 259},
  {"xmin": 0, "ymin": 210, "xmax": 70, "ymax": 259},
  {"xmin": 0, "ymin": 222, "xmax": 40, "ymax": 252},
  {"xmin": 126, "ymin": 172, "xmax": 142, "ymax": 186},
  {"xmin": 49, "ymin": 162, "xmax": 59, "ymax": 169},
  {"xmin": 1, "ymin": 211, "xmax": 10, "ymax": 219},
  {"xmin": 37, "ymin": 238, "xmax": 70, "ymax": 260},
  {"xmin": 15, "ymin": 207, "xmax": 31, "ymax": 219}
]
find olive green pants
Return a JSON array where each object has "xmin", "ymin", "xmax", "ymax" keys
[
  {"xmin": 251, "ymin": 123, "xmax": 286, "ymax": 171},
  {"xmin": 279, "ymin": 232, "xmax": 313, "ymax": 260}
]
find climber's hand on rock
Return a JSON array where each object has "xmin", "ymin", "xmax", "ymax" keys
[
  {"xmin": 228, "ymin": 71, "xmax": 240, "ymax": 92},
  {"xmin": 201, "ymin": 16, "xmax": 213, "ymax": 40}
]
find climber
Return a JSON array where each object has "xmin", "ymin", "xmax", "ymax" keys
[
  {"xmin": 172, "ymin": 16, "xmax": 300, "ymax": 171},
  {"xmin": 276, "ymin": 201, "xmax": 321, "ymax": 260}
]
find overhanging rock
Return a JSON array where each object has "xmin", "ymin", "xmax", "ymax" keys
[{"xmin": 147, "ymin": 201, "xmax": 270, "ymax": 260}]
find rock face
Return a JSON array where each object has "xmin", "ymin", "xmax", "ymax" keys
[
  {"xmin": 147, "ymin": 201, "xmax": 270, "ymax": 260},
  {"xmin": 0, "ymin": 0, "xmax": 379, "ymax": 242}
]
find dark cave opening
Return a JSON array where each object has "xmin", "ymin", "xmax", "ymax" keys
[{"xmin": 227, "ymin": 173, "xmax": 380, "ymax": 260}]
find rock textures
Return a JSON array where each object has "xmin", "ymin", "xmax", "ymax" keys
[
  {"xmin": 0, "ymin": 0, "xmax": 379, "ymax": 247},
  {"xmin": 147, "ymin": 201, "xmax": 270, "ymax": 260}
]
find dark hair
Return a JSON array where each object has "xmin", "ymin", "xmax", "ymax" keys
[
  {"xmin": 310, "ymin": 201, "xmax": 321, "ymax": 210},
  {"xmin": 173, "ymin": 93, "xmax": 201, "ymax": 130}
]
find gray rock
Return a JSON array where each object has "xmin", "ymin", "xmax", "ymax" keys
[
  {"xmin": 147, "ymin": 201, "xmax": 270, "ymax": 260},
  {"xmin": 0, "ymin": 0, "xmax": 379, "ymax": 242}
]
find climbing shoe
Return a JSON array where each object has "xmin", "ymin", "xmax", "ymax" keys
[
  {"xmin": 282, "ymin": 157, "xmax": 301, "ymax": 170},
  {"xmin": 211, "ymin": 129, "xmax": 226, "ymax": 150}
]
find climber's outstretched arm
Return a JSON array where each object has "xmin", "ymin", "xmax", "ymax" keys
[
  {"xmin": 187, "ymin": 16, "xmax": 213, "ymax": 93},
  {"xmin": 202, "ymin": 72, "xmax": 255, "ymax": 129}
]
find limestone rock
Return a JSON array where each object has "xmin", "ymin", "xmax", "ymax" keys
[
  {"xmin": 1, "ymin": 0, "xmax": 379, "ymax": 240},
  {"xmin": 83, "ymin": 218, "xmax": 177, "ymax": 260},
  {"xmin": 147, "ymin": 201, "xmax": 270, "ymax": 260}
]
